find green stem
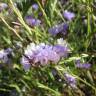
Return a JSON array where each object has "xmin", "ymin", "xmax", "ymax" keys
[
  {"xmin": 36, "ymin": 0, "xmax": 51, "ymax": 27},
  {"xmin": 0, "ymin": 15, "xmax": 23, "ymax": 41}
]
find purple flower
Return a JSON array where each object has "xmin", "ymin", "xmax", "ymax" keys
[
  {"xmin": 32, "ymin": 4, "xmax": 39, "ymax": 10},
  {"xmin": 53, "ymin": 45, "xmax": 69, "ymax": 57},
  {"xmin": 21, "ymin": 43, "xmax": 69, "ymax": 70},
  {"xmin": 76, "ymin": 62, "xmax": 91, "ymax": 69},
  {"xmin": 64, "ymin": 73, "xmax": 76, "ymax": 88},
  {"xmin": 25, "ymin": 16, "xmax": 41, "ymax": 27},
  {"xmin": 48, "ymin": 23, "xmax": 68, "ymax": 36},
  {"xmin": 0, "ymin": 3, "xmax": 8, "ymax": 12},
  {"xmin": 34, "ymin": 48, "xmax": 60, "ymax": 65},
  {"xmin": 21, "ymin": 56, "xmax": 31, "ymax": 71},
  {"xmin": 4, "ymin": 48, "xmax": 13, "ymax": 54},
  {"xmin": 63, "ymin": 10, "xmax": 75, "ymax": 21},
  {"xmin": 0, "ymin": 50, "xmax": 6, "ymax": 59},
  {"xmin": 0, "ymin": 48, "xmax": 13, "ymax": 64},
  {"xmin": 75, "ymin": 60, "xmax": 91, "ymax": 69}
]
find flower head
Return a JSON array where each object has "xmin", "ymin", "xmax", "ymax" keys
[
  {"xmin": 0, "ymin": 48, "xmax": 13, "ymax": 64},
  {"xmin": 48, "ymin": 23, "xmax": 68, "ymax": 36},
  {"xmin": 21, "ymin": 56, "xmax": 31, "ymax": 71},
  {"xmin": 63, "ymin": 10, "xmax": 75, "ymax": 21},
  {"xmin": 64, "ymin": 73, "xmax": 76, "ymax": 88},
  {"xmin": 21, "ymin": 42, "xmax": 69, "ymax": 70},
  {"xmin": 25, "ymin": 16, "xmax": 41, "ymax": 27},
  {"xmin": 0, "ymin": 3, "xmax": 8, "ymax": 12},
  {"xmin": 32, "ymin": 4, "xmax": 39, "ymax": 10},
  {"xmin": 75, "ymin": 60, "xmax": 91, "ymax": 69},
  {"xmin": 53, "ymin": 45, "xmax": 69, "ymax": 57}
]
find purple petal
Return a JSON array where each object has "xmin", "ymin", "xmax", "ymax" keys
[
  {"xmin": 53, "ymin": 45, "xmax": 69, "ymax": 57},
  {"xmin": 48, "ymin": 23, "xmax": 68, "ymax": 36},
  {"xmin": 21, "ymin": 56, "xmax": 31, "ymax": 70},
  {"xmin": 76, "ymin": 63, "xmax": 91, "ymax": 69},
  {"xmin": 63, "ymin": 11, "xmax": 75, "ymax": 21},
  {"xmin": 32, "ymin": 4, "xmax": 39, "ymax": 10},
  {"xmin": 25, "ymin": 16, "xmax": 41, "ymax": 27},
  {"xmin": 64, "ymin": 73, "xmax": 76, "ymax": 88}
]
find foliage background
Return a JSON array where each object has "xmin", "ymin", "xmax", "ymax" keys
[{"xmin": 0, "ymin": 0, "xmax": 96, "ymax": 96}]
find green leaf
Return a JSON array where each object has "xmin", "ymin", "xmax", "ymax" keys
[
  {"xmin": 87, "ymin": 71, "xmax": 94, "ymax": 83},
  {"xmin": 20, "ymin": 79, "xmax": 31, "ymax": 90},
  {"xmin": 37, "ymin": 82, "xmax": 61, "ymax": 96},
  {"xmin": 9, "ymin": 84, "xmax": 21, "ymax": 93}
]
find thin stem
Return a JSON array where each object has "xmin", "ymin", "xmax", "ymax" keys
[
  {"xmin": 36, "ymin": 0, "xmax": 51, "ymax": 27},
  {"xmin": 0, "ymin": 15, "xmax": 23, "ymax": 41}
]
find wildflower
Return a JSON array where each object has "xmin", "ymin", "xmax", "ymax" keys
[
  {"xmin": 4, "ymin": 48, "xmax": 13, "ymax": 54},
  {"xmin": 53, "ymin": 45, "xmax": 69, "ymax": 57},
  {"xmin": 25, "ymin": 16, "xmax": 41, "ymax": 27},
  {"xmin": 0, "ymin": 48, "xmax": 13, "ymax": 64},
  {"xmin": 63, "ymin": 10, "xmax": 75, "ymax": 21},
  {"xmin": 48, "ymin": 23, "xmax": 68, "ymax": 36},
  {"xmin": 21, "ymin": 42, "xmax": 69, "ymax": 70},
  {"xmin": 64, "ymin": 73, "xmax": 77, "ymax": 88},
  {"xmin": 0, "ymin": 3, "xmax": 8, "ymax": 12},
  {"xmin": 76, "ymin": 62, "xmax": 91, "ymax": 69},
  {"xmin": 21, "ymin": 56, "xmax": 31, "ymax": 71},
  {"xmin": 0, "ymin": 50, "xmax": 7, "ymax": 59},
  {"xmin": 55, "ymin": 38, "xmax": 70, "ymax": 57},
  {"xmin": 75, "ymin": 60, "xmax": 91, "ymax": 69},
  {"xmin": 32, "ymin": 3, "xmax": 39, "ymax": 10}
]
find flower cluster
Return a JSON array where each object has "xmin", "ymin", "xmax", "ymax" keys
[
  {"xmin": 21, "ymin": 42, "xmax": 69, "ymax": 70},
  {"xmin": 76, "ymin": 60, "xmax": 91, "ymax": 69},
  {"xmin": 32, "ymin": 3, "xmax": 39, "ymax": 10},
  {"xmin": 64, "ymin": 73, "xmax": 77, "ymax": 88},
  {"xmin": 63, "ymin": 10, "xmax": 75, "ymax": 21},
  {"xmin": 0, "ymin": 48, "xmax": 13, "ymax": 64},
  {"xmin": 48, "ymin": 23, "xmax": 68, "ymax": 37},
  {"xmin": 25, "ymin": 15, "xmax": 41, "ymax": 27},
  {"xmin": 0, "ymin": 3, "xmax": 8, "ymax": 12}
]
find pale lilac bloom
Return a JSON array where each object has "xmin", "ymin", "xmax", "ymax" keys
[
  {"xmin": 5, "ymin": 48, "xmax": 13, "ymax": 54},
  {"xmin": 0, "ymin": 48, "xmax": 13, "ymax": 64},
  {"xmin": 54, "ymin": 38, "xmax": 70, "ymax": 57},
  {"xmin": 63, "ymin": 10, "xmax": 75, "ymax": 21},
  {"xmin": 32, "ymin": 4, "xmax": 39, "ymax": 10},
  {"xmin": 53, "ymin": 45, "xmax": 69, "ymax": 57},
  {"xmin": 48, "ymin": 23, "xmax": 68, "ymax": 36},
  {"xmin": 0, "ymin": 3, "xmax": 8, "ymax": 12},
  {"xmin": 0, "ymin": 50, "xmax": 8, "ymax": 64},
  {"xmin": 76, "ymin": 63, "xmax": 91, "ymax": 69},
  {"xmin": 21, "ymin": 42, "xmax": 69, "ymax": 70},
  {"xmin": 47, "ymin": 49, "xmax": 60, "ymax": 63},
  {"xmin": 76, "ymin": 62, "xmax": 91, "ymax": 69},
  {"xmin": 21, "ymin": 56, "xmax": 31, "ymax": 71},
  {"xmin": 34, "ymin": 50, "xmax": 49, "ymax": 65},
  {"xmin": 25, "ymin": 16, "xmax": 41, "ymax": 27},
  {"xmin": 64, "ymin": 73, "xmax": 76, "ymax": 88},
  {"xmin": 0, "ymin": 50, "xmax": 7, "ymax": 59},
  {"xmin": 76, "ymin": 60, "xmax": 91, "ymax": 69},
  {"xmin": 34, "ymin": 49, "xmax": 59, "ymax": 65}
]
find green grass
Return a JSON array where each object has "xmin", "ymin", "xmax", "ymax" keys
[{"xmin": 0, "ymin": 0, "xmax": 96, "ymax": 96}]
